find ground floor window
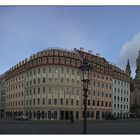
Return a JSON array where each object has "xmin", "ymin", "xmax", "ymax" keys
[
  {"xmin": 91, "ymin": 111, "xmax": 94, "ymax": 118},
  {"xmin": 54, "ymin": 111, "xmax": 57, "ymax": 119},
  {"xmin": 48, "ymin": 111, "xmax": 51, "ymax": 119},
  {"xmin": 76, "ymin": 111, "xmax": 79, "ymax": 119}
]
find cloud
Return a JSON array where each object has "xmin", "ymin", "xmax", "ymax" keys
[{"xmin": 117, "ymin": 32, "xmax": 140, "ymax": 78}]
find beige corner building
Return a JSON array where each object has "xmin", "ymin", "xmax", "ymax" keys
[{"xmin": 5, "ymin": 48, "xmax": 82, "ymax": 120}]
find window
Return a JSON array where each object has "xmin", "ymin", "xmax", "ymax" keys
[
  {"xmin": 72, "ymin": 69, "xmax": 74, "ymax": 75},
  {"xmin": 88, "ymin": 100, "xmax": 90, "ymax": 106},
  {"xmin": 102, "ymin": 92, "xmax": 104, "ymax": 97},
  {"xmin": 117, "ymin": 104, "xmax": 119, "ymax": 109},
  {"xmin": 49, "ymin": 88, "xmax": 51, "ymax": 94},
  {"xmin": 97, "ymin": 101, "xmax": 100, "ymax": 106},
  {"xmin": 38, "ymin": 88, "xmax": 40, "ymax": 94},
  {"xmin": 106, "ymin": 84, "xmax": 108, "ymax": 89},
  {"xmin": 48, "ymin": 99, "xmax": 51, "ymax": 105},
  {"xmin": 66, "ymin": 99, "xmax": 68, "ymax": 105},
  {"xmin": 67, "ymin": 68, "xmax": 69, "ymax": 74},
  {"xmin": 43, "ymin": 87, "xmax": 45, "ymax": 94},
  {"xmin": 102, "ymin": 83, "xmax": 104, "ymax": 88},
  {"xmin": 42, "ymin": 98, "xmax": 45, "ymax": 105},
  {"xmin": 114, "ymin": 96, "xmax": 116, "ymax": 100},
  {"xmin": 33, "ymin": 98, "xmax": 35, "ymax": 105},
  {"xmin": 76, "ymin": 100, "xmax": 79, "ymax": 106},
  {"xmin": 124, "ymin": 90, "xmax": 126, "ymax": 94},
  {"xmin": 109, "ymin": 102, "xmax": 111, "ymax": 107},
  {"xmin": 43, "ymin": 77, "xmax": 46, "ymax": 83},
  {"xmin": 77, "ymin": 70, "xmax": 80, "ymax": 76},
  {"xmin": 106, "ymin": 93, "xmax": 108, "ymax": 97},
  {"xmin": 30, "ymin": 71, "xmax": 32, "ymax": 76},
  {"xmin": 101, "ymin": 101, "xmax": 104, "ymax": 106},
  {"xmin": 37, "ymin": 98, "xmax": 40, "ymax": 105},
  {"xmin": 30, "ymin": 100, "xmax": 31, "ymax": 105},
  {"xmin": 27, "ymin": 90, "xmax": 28, "ymax": 96},
  {"xmin": 97, "ymin": 92, "xmax": 100, "ymax": 96},
  {"xmin": 106, "ymin": 76, "xmax": 108, "ymax": 81},
  {"xmin": 114, "ymin": 104, "xmax": 116, "ymax": 108},
  {"xmin": 124, "ymin": 105, "xmax": 125, "ymax": 109},
  {"xmin": 93, "ymin": 81, "xmax": 96, "ymax": 86},
  {"xmin": 60, "ymin": 98, "xmax": 63, "ymax": 105},
  {"xmin": 98, "ymin": 82, "xmax": 100, "ymax": 87},
  {"xmin": 38, "ymin": 68, "xmax": 40, "ymax": 74},
  {"xmin": 118, "ymin": 96, "xmax": 119, "ymax": 101},
  {"xmin": 124, "ymin": 98, "xmax": 126, "ymax": 102},
  {"xmin": 49, "ymin": 68, "xmax": 52, "ymax": 73},
  {"xmin": 71, "ymin": 99, "xmax": 74, "ymax": 105},
  {"xmin": 117, "ymin": 88, "xmax": 120, "ymax": 93},
  {"xmin": 34, "ymin": 79, "xmax": 36, "ymax": 84},
  {"xmin": 109, "ymin": 94, "xmax": 111, "ymax": 98},
  {"xmin": 49, "ymin": 78, "xmax": 52, "ymax": 83},
  {"xmin": 38, "ymin": 78, "xmax": 40, "ymax": 84},
  {"xmin": 105, "ymin": 102, "xmax": 108, "ymax": 107},
  {"xmin": 33, "ymin": 88, "xmax": 36, "ymax": 94},
  {"xmin": 121, "ymin": 97, "xmax": 123, "ymax": 101},
  {"xmin": 34, "ymin": 69, "xmax": 36, "ymax": 75},
  {"xmin": 93, "ymin": 100, "xmax": 95, "ymax": 106},
  {"xmin": 67, "ymin": 78, "xmax": 69, "ymax": 83},
  {"xmin": 43, "ymin": 68, "xmax": 45, "ymax": 73},
  {"xmin": 26, "ymin": 100, "xmax": 28, "ymax": 106},
  {"xmin": 30, "ymin": 89, "xmax": 32, "ymax": 95},
  {"xmin": 61, "ymin": 78, "xmax": 64, "ymax": 83},
  {"xmin": 54, "ymin": 99, "xmax": 57, "ymax": 105},
  {"xmin": 72, "ymin": 79, "xmax": 74, "ymax": 84}
]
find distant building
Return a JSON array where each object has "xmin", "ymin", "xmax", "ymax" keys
[
  {"xmin": 130, "ymin": 51, "xmax": 140, "ymax": 117},
  {"xmin": 0, "ymin": 73, "xmax": 6, "ymax": 118}
]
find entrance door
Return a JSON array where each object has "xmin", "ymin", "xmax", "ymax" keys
[
  {"xmin": 60, "ymin": 111, "xmax": 64, "ymax": 120},
  {"xmin": 65, "ymin": 111, "xmax": 69, "ymax": 120},
  {"xmin": 96, "ymin": 111, "xmax": 100, "ymax": 119}
]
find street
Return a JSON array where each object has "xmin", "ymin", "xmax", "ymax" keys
[{"xmin": 0, "ymin": 119, "xmax": 140, "ymax": 134}]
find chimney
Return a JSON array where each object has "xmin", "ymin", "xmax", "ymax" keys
[
  {"xmin": 80, "ymin": 47, "xmax": 84, "ymax": 51},
  {"xmin": 96, "ymin": 53, "xmax": 100, "ymax": 56},
  {"xmin": 88, "ymin": 50, "xmax": 92, "ymax": 54}
]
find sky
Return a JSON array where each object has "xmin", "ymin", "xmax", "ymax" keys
[{"xmin": 0, "ymin": 6, "xmax": 140, "ymax": 78}]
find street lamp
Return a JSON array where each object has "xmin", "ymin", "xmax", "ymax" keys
[{"xmin": 81, "ymin": 58, "xmax": 92, "ymax": 134}]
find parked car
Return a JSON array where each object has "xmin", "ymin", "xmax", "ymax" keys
[{"xmin": 14, "ymin": 114, "xmax": 28, "ymax": 121}]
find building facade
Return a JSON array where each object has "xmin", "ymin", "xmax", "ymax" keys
[
  {"xmin": 130, "ymin": 51, "xmax": 140, "ymax": 117},
  {"xmin": 0, "ymin": 73, "xmax": 6, "ymax": 118},
  {"xmin": 77, "ymin": 49, "xmax": 113, "ymax": 120},
  {"xmin": 2, "ymin": 47, "xmax": 131, "ymax": 120}
]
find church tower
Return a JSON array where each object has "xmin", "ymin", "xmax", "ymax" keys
[
  {"xmin": 135, "ymin": 50, "xmax": 140, "ymax": 80},
  {"xmin": 125, "ymin": 59, "xmax": 131, "ymax": 76}
]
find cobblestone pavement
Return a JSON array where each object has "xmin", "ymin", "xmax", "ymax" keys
[{"xmin": 0, "ymin": 119, "xmax": 140, "ymax": 134}]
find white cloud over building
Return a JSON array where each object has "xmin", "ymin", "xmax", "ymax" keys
[{"xmin": 117, "ymin": 32, "xmax": 140, "ymax": 78}]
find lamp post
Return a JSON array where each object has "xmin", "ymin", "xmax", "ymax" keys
[{"xmin": 81, "ymin": 58, "xmax": 92, "ymax": 134}]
